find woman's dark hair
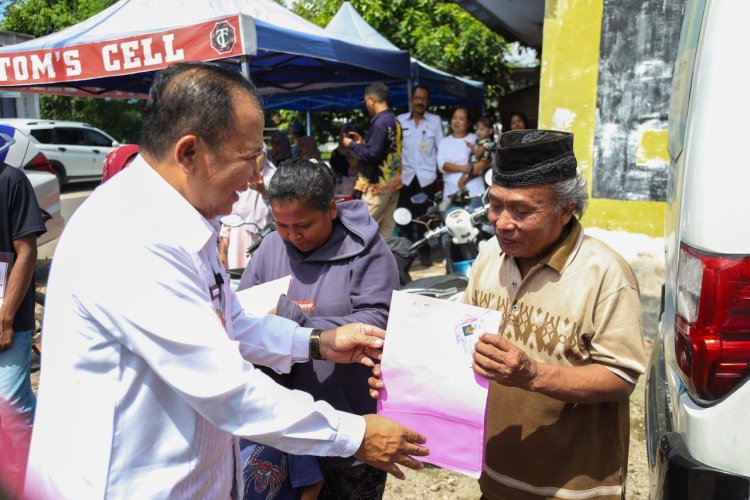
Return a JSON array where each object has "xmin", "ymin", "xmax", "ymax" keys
[
  {"xmin": 452, "ymin": 106, "xmax": 471, "ymax": 122},
  {"xmin": 268, "ymin": 158, "xmax": 335, "ymax": 211},
  {"xmin": 140, "ymin": 62, "xmax": 262, "ymax": 160},
  {"xmin": 507, "ymin": 111, "xmax": 529, "ymax": 129}
]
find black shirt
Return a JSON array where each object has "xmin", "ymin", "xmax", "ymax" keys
[{"xmin": 0, "ymin": 163, "xmax": 46, "ymax": 331}]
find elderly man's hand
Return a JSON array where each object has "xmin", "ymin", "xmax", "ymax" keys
[
  {"xmin": 473, "ymin": 333, "xmax": 538, "ymax": 389},
  {"xmin": 320, "ymin": 323, "xmax": 384, "ymax": 367},
  {"xmin": 354, "ymin": 414, "xmax": 429, "ymax": 479}
]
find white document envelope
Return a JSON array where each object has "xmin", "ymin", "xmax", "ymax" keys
[
  {"xmin": 234, "ymin": 275, "xmax": 292, "ymax": 316},
  {"xmin": 378, "ymin": 290, "xmax": 501, "ymax": 477}
]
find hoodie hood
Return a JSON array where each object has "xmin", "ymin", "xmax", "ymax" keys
[{"xmin": 282, "ymin": 200, "xmax": 379, "ymax": 263}]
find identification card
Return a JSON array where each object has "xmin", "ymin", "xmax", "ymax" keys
[{"xmin": 455, "ymin": 318, "xmax": 485, "ymax": 367}]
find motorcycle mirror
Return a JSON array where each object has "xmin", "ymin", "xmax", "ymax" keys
[
  {"xmin": 220, "ymin": 214, "xmax": 244, "ymax": 227},
  {"xmin": 393, "ymin": 207, "xmax": 414, "ymax": 226},
  {"xmin": 484, "ymin": 169, "xmax": 493, "ymax": 187},
  {"xmin": 410, "ymin": 192, "xmax": 429, "ymax": 205}
]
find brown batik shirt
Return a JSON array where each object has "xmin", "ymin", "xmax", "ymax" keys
[{"xmin": 463, "ymin": 219, "xmax": 647, "ymax": 499}]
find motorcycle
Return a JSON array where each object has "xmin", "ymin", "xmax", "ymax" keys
[
  {"xmin": 218, "ymin": 214, "xmax": 275, "ymax": 290},
  {"xmin": 388, "ymin": 171, "xmax": 494, "ymax": 301}
]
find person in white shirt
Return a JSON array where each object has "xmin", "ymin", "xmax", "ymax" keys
[
  {"xmin": 219, "ymin": 151, "xmax": 276, "ymax": 270},
  {"xmin": 397, "ymin": 85, "xmax": 444, "ymax": 266},
  {"xmin": 437, "ymin": 106, "xmax": 485, "ymax": 199},
  {"xmin": 26, "ymin": 62, "xmax": 428, "ymax": 500}
]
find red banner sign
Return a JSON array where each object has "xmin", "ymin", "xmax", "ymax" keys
[{"xmin": 0, "ymin": 16, "xmax": 246, "ymax": 86}]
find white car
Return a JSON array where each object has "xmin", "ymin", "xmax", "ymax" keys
[
  {"xmin": 646, "ymin": 0, "xmax": 750, "ymax": 497},
  {"xmin": 0, "ymin": 124, "xmax": 64, "ymax": 246},
  {"xmin": 0, "ymin": 118, "xmax": 118, "ymax": 184}
]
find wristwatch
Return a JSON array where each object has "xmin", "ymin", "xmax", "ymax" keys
[{"xmin": 309, "ymin": 329, "xmax": 324, "ymax": 360}]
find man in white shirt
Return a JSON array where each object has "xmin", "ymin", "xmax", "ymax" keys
[
  {"xmin": 26, "ymin": 62, "xmax": 428, "ymax": 499},
  {"xmin": 397, "ymin": 85, "xmax": 444, "ymax": 266}
]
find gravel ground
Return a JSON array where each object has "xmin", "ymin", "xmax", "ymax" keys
[{"xmin": 31, "ymin": 228, "xmax": 663, "ymax": 499}]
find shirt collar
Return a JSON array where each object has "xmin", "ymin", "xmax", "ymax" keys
[
  {"xmin": 130, "ymin": 156, "xmax": 216, "ymax": 252},
  {"xmin": 370, "ymin": 109, "xmax": 390, "ymax": 124},
  {"xmin": 545, "ymin": 217, "xmax": 583, "ymax": 273}
]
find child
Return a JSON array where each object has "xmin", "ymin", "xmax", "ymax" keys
[
  {"xmin": 459, "ymin": 116, "xmax": 495, "ymax": 189},
  {"xmin": 242, "ymin": 442, "xmax": 323, "ymax": 500}
]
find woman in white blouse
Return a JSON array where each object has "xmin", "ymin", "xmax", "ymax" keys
[{"xmin": 437, "ymin": 107, "xmax": 485, "ymax": 199}]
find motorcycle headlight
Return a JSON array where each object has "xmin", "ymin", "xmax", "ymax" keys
[{"xmin": 444, "ymin": 208, "xmax": 476, "ymax": 241}]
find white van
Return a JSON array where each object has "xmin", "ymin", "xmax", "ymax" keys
[{"xmin": 646, "ymin": 0, "xmax": 750, "ymax": 497}]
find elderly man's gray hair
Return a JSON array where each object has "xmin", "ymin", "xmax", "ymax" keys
[{"xmin": 550, "ymin": 172, "xmax": 588, "ymax": 218}]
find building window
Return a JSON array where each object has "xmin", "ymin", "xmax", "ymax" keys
[{"xmin": 0, "ymin": 97, "xmax": 17, "ymax": 118}]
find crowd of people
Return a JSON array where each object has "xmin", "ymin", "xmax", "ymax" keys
[
  {"xmin": 217, "ymin": 81, "xmax": 528, "ymax": 270},
  {"xmin": 0, "ymin": 61, "xmax": 646, "ymax": 500}
]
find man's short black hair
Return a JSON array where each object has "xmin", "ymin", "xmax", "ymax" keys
[
  {"xmin": 140, "ymin": 62, "xmax": 262, "ymax": 160},
  {"xmin": 267, "ymin": 158, "xmax": 335, "ymax": 212},
  {"xmin": 411, "ymin": 84, "xmax": 430, "ymax": 97},
  {"xmin": 364, "ymin": 82, "xmax": 389, "ymax": 103}
]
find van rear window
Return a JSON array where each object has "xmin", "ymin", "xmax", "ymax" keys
[{"xmin": 30, "ymin": 129, "xmax": 53, "ymax": 144}]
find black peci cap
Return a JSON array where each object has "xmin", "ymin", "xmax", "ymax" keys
[{"xmin": 492, "ymin": 129, "xmax": 577, "ymax": 187}]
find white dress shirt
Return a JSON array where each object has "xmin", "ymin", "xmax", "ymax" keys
[
  {"xmin": 26, "ymin": 158, "xmax": 365, "ymax": 499},
  {"xmin": 437, "ymin": 133, "xmax": 485, "ymax": 197},
  {"xmin": 397, "ymin": 111, "xmax": 444, "ymax": 187}
]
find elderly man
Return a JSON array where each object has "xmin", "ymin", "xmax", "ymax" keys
[
  {"xmin": 397, "ymin": 85, "xmax": 444, "ymax": 266},
  {"xmin": 466, "ymin": 129, "xmax": 647, "ymax": 499},
  {"xmin": 27, "ymin": 63, "xmax": 427, "ymax": 499},
  {"xmin": 342, "ymin": 82, "xmax": 402, "ymax": 238}
]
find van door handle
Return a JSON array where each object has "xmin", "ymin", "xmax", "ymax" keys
[
  {"xmin": 57, "ymin": 147, "xmax": 66, "ymax": 152},
  {"xmin": 92, "ymin": 149, "xmax": 100, "ymax": 154}
]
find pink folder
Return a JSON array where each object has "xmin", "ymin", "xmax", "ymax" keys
[{"xmin": 377, "ymin": 291, "xmax": 500, "ymax": 478}]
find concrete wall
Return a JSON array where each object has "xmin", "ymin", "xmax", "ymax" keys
[{"xmin": 539, "ymin": 0, "xmax": 685, "ymax": 236}]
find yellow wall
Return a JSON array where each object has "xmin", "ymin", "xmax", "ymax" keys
[{"xmin": 539, "ymin": 0, "xmax": 666, "ymax": 236}]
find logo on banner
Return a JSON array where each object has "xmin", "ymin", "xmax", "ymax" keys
[{"xmin": 210, "ymin": 21, "xmax": 236, "ymax": 55}]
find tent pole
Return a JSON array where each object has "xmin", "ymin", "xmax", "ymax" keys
[
  {"xmin": 407, "ymin": 78, "xmax": 412, "ymax": 113},
  {"xmin": 241, "ymin": 55, "xmax": 251, "ymax": 81},
  {"xmin": 306, "ymin": 110, "xmax": 311, "ymax": 136}
]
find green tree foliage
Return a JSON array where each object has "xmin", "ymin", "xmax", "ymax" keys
[
  {"xmin": 293, "ymin": 0, "xmax": 509, "ymax": 109},
  {"xmin": 287, "ymin": 0, "xmax": 509, "ymax": 144},
  {"xmin": 1, "ymin": 0, "xmax": 143, "ymax": 143}
]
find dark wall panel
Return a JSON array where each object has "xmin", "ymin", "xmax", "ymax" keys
[{"xmin": 592, "ymin": 0, "xmax": 685, "ymax": 201}]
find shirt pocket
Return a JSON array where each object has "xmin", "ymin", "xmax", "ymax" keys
[{"xmin": 423, "ymin": 128, "xmax": 438, "ymax": 148}]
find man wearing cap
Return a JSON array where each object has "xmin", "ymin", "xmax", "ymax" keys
[{"xmin": 467, "ymin": 130, "xmax": 647, "ymax": 499}]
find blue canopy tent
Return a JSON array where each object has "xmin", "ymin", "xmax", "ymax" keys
[
  {"xmin": 0, "ymin": 0, "xmax": 410, "ymax": 99},
  {"xmin": 263, "ymin": 1, "xmax": 485, "ymax": 111}
]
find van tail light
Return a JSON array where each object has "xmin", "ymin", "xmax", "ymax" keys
[
  {"xmin": 674, "ymin": 243, "xmax": 750, "ymax": 402},
  {"xmin": 24, "ymin": 152, "xmax": 54, "ymax": 175}
]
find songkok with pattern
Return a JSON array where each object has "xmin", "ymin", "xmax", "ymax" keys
[{"xmin": 492, "ymin": 129, "xmax": 577, "ymax": 187}]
